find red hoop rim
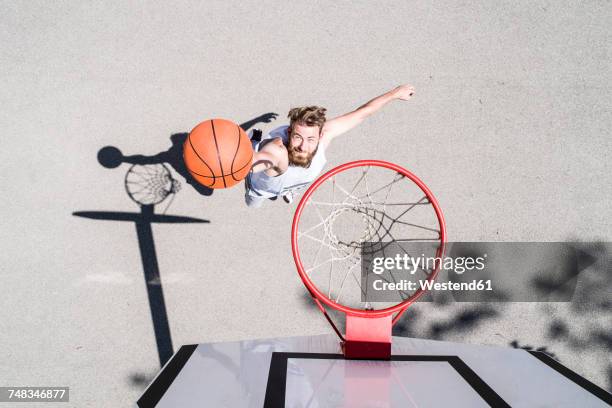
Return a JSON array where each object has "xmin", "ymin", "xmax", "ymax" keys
[{"xmin": 291, "ymin": 160, "xmax": 447, "ymax": 318}]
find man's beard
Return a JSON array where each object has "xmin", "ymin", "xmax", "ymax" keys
[{"xmin": 288, "ymin": 145, "xmax": 317, "ymax": 168}]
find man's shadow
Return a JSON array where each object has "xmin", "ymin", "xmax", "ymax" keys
[{"xmin": 97, "ymin": 113, "xmax": 278, "ymax": 195}]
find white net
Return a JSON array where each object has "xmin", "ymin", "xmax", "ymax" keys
[{"xmin": 295, "ymin": 163, "xmax": 444, "ymax": 311}]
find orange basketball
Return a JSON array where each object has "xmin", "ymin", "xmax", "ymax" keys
[{"xmin": 183, "ymin": 119, "xmax": 253, "ymax": 189}]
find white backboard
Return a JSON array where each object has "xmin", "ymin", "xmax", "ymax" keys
[{"xmin": 137, "ymin": 334, "xmax": 611, "ymax": 407}]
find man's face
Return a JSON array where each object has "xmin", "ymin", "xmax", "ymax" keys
[{"xmin": 287, "ymin": 123, "xmax": 321, "ymax": 167}]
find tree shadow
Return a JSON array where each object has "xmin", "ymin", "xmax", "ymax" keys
[
  {"xmin": 428, "ymin": 305, "xmax": 499, "ymax": 340},
  {"xmin": 509, "ymin": 340, "xmax": 558, "ymax": 359},
  {"xmin": 528, "ymin": 241, "xmax": 611, "ymax": 392},
  {"xmin": 391, "ymin": 307, "xmax": 421, "ymax": 337},
  {"xmin": 128, "ymin": 371, "xmax": 156, "ymax": 389},
  {"xmin": 544, "ymin": 242, "xmax": 610, "ymax": 347}
]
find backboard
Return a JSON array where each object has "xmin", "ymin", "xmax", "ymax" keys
[{"xmin": 136, "ymin": 334, "xmax": 611, "ymax": 407}]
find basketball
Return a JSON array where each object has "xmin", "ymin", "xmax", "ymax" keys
[{"xmin": 183, "ymin": 119, "xmax": 253, "ymax": 189}]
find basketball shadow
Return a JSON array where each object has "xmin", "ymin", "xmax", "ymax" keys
[{"xmin": 97, "ymin": 112, "xmax": 278, "ymax": 197}]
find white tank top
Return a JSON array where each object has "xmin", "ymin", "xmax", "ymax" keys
[{"xmin": 247, "ymin": 126, "xmax": 327, "ymax": 197}]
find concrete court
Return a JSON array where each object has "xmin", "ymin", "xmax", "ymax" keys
[{"xmin": 1, "ymin": 1, "xmax": 610, "ymax": 407}]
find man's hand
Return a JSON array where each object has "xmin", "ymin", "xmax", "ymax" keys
[{"xmin": 392, "ymin": 84, "xmax": 415, "ymax": 100}]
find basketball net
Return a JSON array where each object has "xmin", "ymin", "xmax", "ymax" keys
[{"xmin": 292, "ymin": 160, "xmax": 446, "ymax": 358}]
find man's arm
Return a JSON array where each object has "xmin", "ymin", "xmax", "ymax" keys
[
  {"xmin": 321, "ymin": 84, "xmax": 415, "ymax": 147},
  {"xmin": 250, "ymin": 139, "xmax": 289, "ymax": 175},
  {"xmin": 251, "ymin": 150, "xmax": 277, "ymax": 173}
]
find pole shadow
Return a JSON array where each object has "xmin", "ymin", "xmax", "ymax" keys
[{"xmin": 73, "ymin": 205, "xmax": 209, "ymax": 366}]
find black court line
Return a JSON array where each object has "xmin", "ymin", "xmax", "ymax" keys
[
  {"xmin": 187, "ymin": 131, "xmax": 216, "ymax": 184},
  {"xmin": 210, "ymin": 120, "xmax": 227, "ymax": 188},
  {"xmin": 264, "ymin": 353, "xmax": 509, "ymax": 408},
  {"xmin": 137, "ymin": 344, "xmax": 198, "ymax": 408},
  {"xmin": 528, "ymin": 351, "xmax": 612, "ymax": 405}
]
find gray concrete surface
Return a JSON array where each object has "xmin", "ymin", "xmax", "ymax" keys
[{"xmin": 1, "ymin": 1, "xmax": 610, "ymax": 407}]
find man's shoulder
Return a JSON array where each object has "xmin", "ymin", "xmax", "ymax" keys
[
  {"xmin": 259, "ymin": 137, "xmax": 288, "ymax": 163},
  {"xmin": 260, "ymin": 136, "xmax": 286, "ymax": 150},
  {"xmin": 270, "ymin": 125, "xmax": 289, "ymax": 133},
  {"xmin": 267, "ymin": 125, "xmax": 289, "ymax": 139},
  {"xmin": 258, "ymin": 137, "xmax": 288, "ymax": 176},
  {"xmin": 260, "ymin": 125, "xmax": 288, "ymax": 155}
]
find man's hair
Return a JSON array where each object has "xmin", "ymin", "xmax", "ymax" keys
[{"xmin": 287, "ymin": 106, "xmax": 327, "ymax": 131}]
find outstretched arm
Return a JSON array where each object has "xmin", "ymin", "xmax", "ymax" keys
[{"xmin": 321, "ymin": 84, "xmax": 415, "ymax": 147}]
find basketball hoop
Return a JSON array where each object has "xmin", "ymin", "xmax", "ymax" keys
[{"xmin": 291, "ymin": 160, "xmax": 446, "ymax": 359}]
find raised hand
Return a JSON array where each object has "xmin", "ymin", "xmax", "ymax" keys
[{"xmin": 392, "ymin": 84, "xmax": 415, "ymax": 100}]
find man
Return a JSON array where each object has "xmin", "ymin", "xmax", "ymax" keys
[{"xmin": 245, "ymin": 84, "xmax": 416, "ymax": 208}]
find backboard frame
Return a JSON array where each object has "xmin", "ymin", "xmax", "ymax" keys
[{"xmin": 136, "ymin": 338, "xmax": 612, "ymax": 408}]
